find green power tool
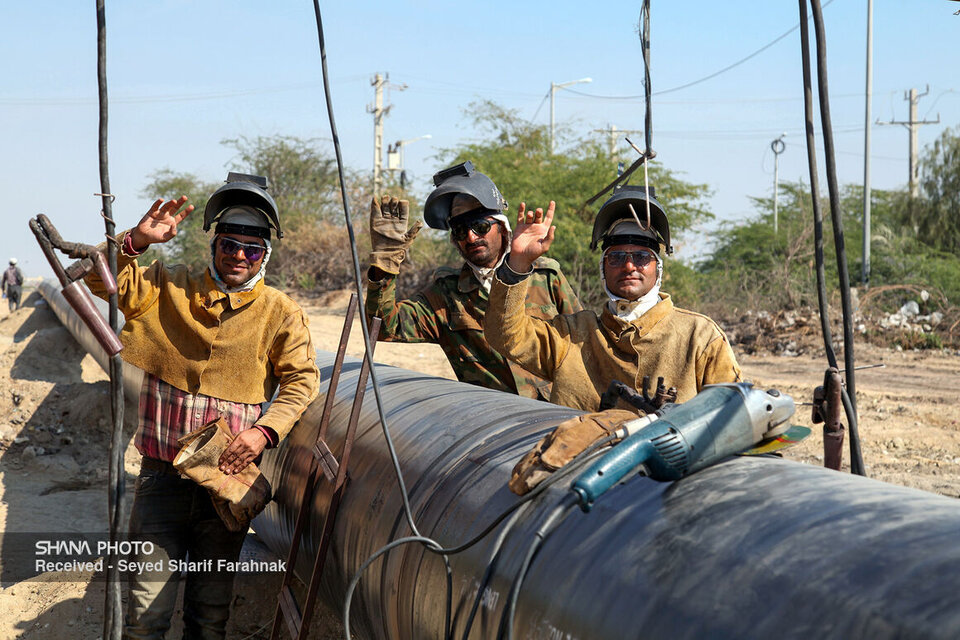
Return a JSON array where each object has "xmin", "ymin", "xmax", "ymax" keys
[{"xmin": 572, "ymin": 383, "xmax": 800, "ymax": 511}]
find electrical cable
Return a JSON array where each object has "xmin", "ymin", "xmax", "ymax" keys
[
  {"xmin": 797, "ymin": 0, "xmax": 838, "ymax": 372},
  {"xmin": 309, "ymin": 3, "xmax": 452, "ymax": 637},
  {"xmin": 584, "ymin": 0, "xmax": 655, "ymax": 206},
  {"xmin": 529, "ymin": 89, "xmax": 551, "ymax": 124},
  {"xmin": 459, "ymin": 502, "xmax": 533, "ymax": 640},
  {"xmin": 565, "ymin": 0, "xmax": 839, "ymax": 101},
  {"xmin": 95, "ymin": 2, "xmax": 124, "ymax": 639},
  {"xmin": 498, "ymin": 496, "xmax": 578, "ymax": 640},
  {"xmin": 798, "ymin": 0, "xmax": 864, "ymax": 475},
  {"xmin": 809, "ymin": 0, "xmax": 864, "ymax": 475}
]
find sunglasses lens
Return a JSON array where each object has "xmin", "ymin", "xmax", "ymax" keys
[
  {"xmin": 471, "ymin": 220, "xmax": 493, "ymax": 236},
  {"xmin": 452, "ymin": 218, "xmax": 494, "ymax": 241},
  {"xmin": 219, "ymin": 237, "xmax": 265, "ymax": 262},
  {"xmin": 607, "ymin": 251, "xmax": 653, "ymax": 268}
]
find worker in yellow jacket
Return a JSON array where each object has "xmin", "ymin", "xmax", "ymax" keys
[
  {"xmin": 86, "ymin": 173, "xmax": 319, "ymax": 638},
  {"xmin": 485, "ymin": 185, "xmax": 742, "ymax": 493}
]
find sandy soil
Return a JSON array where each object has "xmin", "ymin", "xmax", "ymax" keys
[{"xmin": 1, "ymin": 289, "xmax": 958, "ymax": 638}]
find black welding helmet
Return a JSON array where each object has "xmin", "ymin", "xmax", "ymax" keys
[
  {"xmin": 591, "ymin": 185, "xmax": 671, "ymax": 254},
  {"xmin": 423, "ymin": 161, "xmax": 508, "ymax": 230},
  {"xmin": 203, "ymin": 172, "xmax": 282, "ymax": 239}
]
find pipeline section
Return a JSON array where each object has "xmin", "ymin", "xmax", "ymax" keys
[
  {"xmin": 41, "ymin": 282, "xmax": 960, "ymax": 639},
  {"xmin": 258, "ymin": 352, "xmax": 960, "ymax": 640}
]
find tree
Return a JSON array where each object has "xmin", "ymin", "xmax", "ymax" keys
[
  {"xmin": 910, "ymin": 127, "xmax": 960, "ymax": 254},
  {"xmin": 698, "ymin": 180, "xmax": 960, "ymax": 314},
  {"xmin": 443, "ymin": 100, "xmax": 714, "ymax": 308}
]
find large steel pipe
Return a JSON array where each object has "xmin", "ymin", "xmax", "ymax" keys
[
  {"xmin": 40, "ymin": 282, "xmax": 960, "ymax": 638},
  {"xmin": 258, "ymin": 353, "xmax": 960, "ymax": 640}
]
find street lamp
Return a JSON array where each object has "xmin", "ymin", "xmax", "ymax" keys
[
  {"xmin": 770, "ymin": 133, "xmax": 786, "ymax": 235},
  {"xmin": 387, "ymin": 134, "xmax": 432, "ymax": 187},
  {"xmin": 550, "ymin": 77, "xmax": 592, "ymax": 153}
]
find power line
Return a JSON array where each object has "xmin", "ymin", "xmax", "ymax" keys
[{"xmin": 565, "ymin": 0, "xmax": 839, "ymax": 101}]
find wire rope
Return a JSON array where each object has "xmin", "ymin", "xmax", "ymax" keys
[{"xmin": 798, "ymin": 0, "xmax": 864, "ymax": 475}]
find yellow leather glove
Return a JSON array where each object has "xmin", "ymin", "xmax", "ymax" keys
[
  {"xmin": 369, "ymin": 195, "xmax": 423, "ymax": 275},
  {"xmin": 509, "ymin": 409, "xmax": 638, "ymax": 496},
  {"xmin": 173, "ymin": 419, "xmax": 272, "ymax": 532}
]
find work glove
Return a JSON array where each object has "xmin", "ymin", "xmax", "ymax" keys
[
  {"xmin": 509, "ymin": 409, "xmax": 638, "ymax": 496},
  {"xmin": 369, "ymin": 195, "xmax": 423, "ymax": 275},
  {"xmin": 173, "ymin": 418, "xmax": 273, "ymax": 532}
]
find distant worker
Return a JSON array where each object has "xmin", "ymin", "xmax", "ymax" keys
[
  {"xmin": 365, "ymin": 161, "xmax": 582, "ymax": 399},
  {"xmin": 2, "ymin": 258, "xmax": 24, "ymax": 312},
  {"xmin": 85, "ymin": 173, "xmax": 319, "ymax": 639},
  {"xmin": 488, "ymin": 185, "xmax": 741, "ymax": 409}
]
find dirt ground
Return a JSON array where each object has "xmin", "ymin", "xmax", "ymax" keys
[{"xmin": 1, "ymin": 287, "xmax": 959, "ymax": 639}]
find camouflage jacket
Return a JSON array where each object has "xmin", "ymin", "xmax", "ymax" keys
[{"xmin": 365, "ymin": 257, "xmax": 581, "ymax": 398}]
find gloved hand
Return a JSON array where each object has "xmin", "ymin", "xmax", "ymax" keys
[
  {"xmin": 369, "ymin": 195, "xmax": 423, "ymax": 275},
  {"xmin": 509, "ymin": 409, "xmax": 638, "ymax": 496},
  {"xmin": 173, "ymin": 419, "xmax": 273, "ymax": 532}
]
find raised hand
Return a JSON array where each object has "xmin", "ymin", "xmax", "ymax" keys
[
  {"xmin": 129, "ymin": 196, "xmax": 194, "ymax": 250},
  {"xmin": 369, "ymin": 195, "xmax": 423, "ymax": 275},
  {"xmin": 508, "ymin": 201, "xmax": 556, "ymax": 273}
]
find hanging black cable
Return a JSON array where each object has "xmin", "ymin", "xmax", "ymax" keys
[
  {"xmin": 95, "ymin": 2, "xmax": 125, "ymax": 638},
  {"xmin": 639, "ymin": 0, "xmax": 653, "ymax": 155},
  {"xmin": 585, "ymin": 0, "xmax": 655, "ymax": 206},
  {"xmin": 797, "ymin": 0, "xmax": 837, "ymax": 370},
  {"xmin": 798, "ymin": 0, "xmax": 865, "ymax": 475},
  {"xmin": 308, "ymin": 4, "xmax": 453, "ymax": 637}
]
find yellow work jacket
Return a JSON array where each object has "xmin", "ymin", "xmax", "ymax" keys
[
  {"xmin": 487, "ymin": 274, "xmax": 741, "ymax": 412},
  {"xmin": 85, "ymin": 238, "xmax": 319, "ymax": 440}
]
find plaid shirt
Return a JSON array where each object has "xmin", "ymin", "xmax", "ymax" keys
[{"xmin": 136, "ymin": 373, "xmax": 264, "ymax": 462}]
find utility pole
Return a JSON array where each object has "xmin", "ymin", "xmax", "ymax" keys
[
  {"xmin": 878, "ymin": 86, "xmax": 940, "ymax": 197},
  {"xmin": 862, "ymin": 0, "xmax": 873, "ymax": 286},
  {"xmin": 592, "ymin": 125, "xmax": 642, "ymax": 160},
  {"xmin": 367, "ymin": 73, "xmax": 406, "ymax": 196},
  {"xmin": 771, "ymin": 134, "xmax": 786, "ymax": 235},
  {"xmin": 550, "ymin": 77, "xmax": 591, "ymax": 153}
]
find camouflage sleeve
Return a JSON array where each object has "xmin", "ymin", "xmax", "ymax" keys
[
  {"xmin": 550, "ymin": 269, "xmax": 583, "ymax": 315},
  {"xmin": 364, "ymin": 273, "xmax": 442, "ymax": 343}
]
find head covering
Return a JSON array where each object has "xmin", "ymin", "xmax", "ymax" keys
[
  {"xmin": 603, "ymin": 220, "xmax": 661, "ymax": 252},
  {"xmin": 592, "ymin": 185, "xmax": 671, "ymax": 254},
  {"xmin": 204, "ymin": 172, "xmax": 281, "ymax": 239},
  {"xmin": 215, "ymin": 206, "xmax": 272, "ymax": 240},
  {"xmin": 423, "ymin": 161, "xmax": 508, "ymax": 230},
  {"xmin": 8, "ymin": 258, "xmax": 16, "ymax": 265}
]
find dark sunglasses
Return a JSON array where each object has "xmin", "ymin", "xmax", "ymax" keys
[
  {"xmin": 451, "ymin": 218, "xmax": 495, "ymax": 242},
  {"xmin": 217, "ymin": 237, "xmax": 266, "ymax": 262},
  {"xmin": 605, "ymin": 249, "xmax": 656, "ymax": 269}
]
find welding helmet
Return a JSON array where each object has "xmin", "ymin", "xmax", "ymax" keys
[
  {"xmin": 423, "ymin": 161, "xmax": 508, "ymax": 230},
  {"xmin": 203, "ymin": 172, "xmax": 282, "ymax": 239},
  {"xmin": 591, "ymin": 185, "xmax": 671, "ymax": 254}
]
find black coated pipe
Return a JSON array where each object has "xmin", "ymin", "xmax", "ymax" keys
[
  {"xmin": 257, "ymin": 352, "xmax": 960, "ymax": 640},
  {"xmin": 40, "ymin": 283, "xmax": 960, "ymax": 639}
]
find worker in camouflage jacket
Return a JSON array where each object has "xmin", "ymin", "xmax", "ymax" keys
[
  {"xmin": 485, "ymin": 185, "xmax": 741, "ymax": 494},
  {"xmin": 365, "ymin": 161, "xmax": 581, "ymax": 399}
]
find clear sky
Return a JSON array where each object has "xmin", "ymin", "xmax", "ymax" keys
[{"xmin": 2, "ymin": 1, "xmax": 957, "ymax": 277}]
